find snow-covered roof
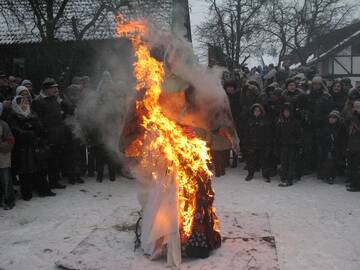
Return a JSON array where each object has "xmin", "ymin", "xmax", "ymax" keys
[
  {"xmin": 0, "ymin": 0, "xmax": 173, "ymax": 45},
  {"xmin": 307, "ymin": 29, "xmax": 360, "ymax": 65}
]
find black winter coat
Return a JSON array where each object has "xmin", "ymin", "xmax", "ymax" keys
[
  {"xmin": 348, "ymin": 113, "xmax": 360, "ymax": 154},
  {"xmin": 330, "ymin": 91, "xmax": 347, "ymax": 112},
  {"xmin": 8, "ymin": 112, "xmax": 48, "ymax": 174},
  {"xmin": 306, "ymin": 89, "xmax": 335, "ymax": 128},
  {"xmin": 32, "ymin": 95, "xmax": 66, "ymax": 145},
  {"xmin": 274, "ymin": 117, "xmax": 302, "ymax": 151},
  {"xmin": 244, "ymin": 114, "xmax": 272, "ymax": 150},
  {"xmin": 320, "ymin": 121, "xmax": 347, "ymax": 158}
]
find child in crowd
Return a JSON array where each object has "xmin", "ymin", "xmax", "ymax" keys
[
  {"xmin": 275, "ymin": 103, "xmax": 302, "ymax": 187},
  {"xmin": 243, "ymin": 103, "xmax": 272, "ymax": 182},
  {"xmin": 319, "ymin": 110, "xmax": 347, "ymax": 184}
]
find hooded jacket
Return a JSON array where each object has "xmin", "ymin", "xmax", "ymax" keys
[{"xmin": 243, "ymin": 103, "xmax": 272, "ymax": 149}]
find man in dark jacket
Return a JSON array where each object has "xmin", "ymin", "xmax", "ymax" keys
[
  {"xmin": 305, "ymin": 76, "xmax": 335, "ymax": 177},
  {"xmin": 62, "ymin": 84, "xmax": 85, "ymax": 184},
  {"xmin": 32, "ymin": 78, "xmax": 67, "ymax": 189},
  {"xmin": 346, "ymin": 100, "xmax": 360, "ymax": 192},
  {"xmin": 224, "ymin": 79, "xmax": 241, "ymax": 167},
  {"xmin": 275, "ymin": 103, "xmax": 302, "ymax": 187},
  {"xmin": 243, "ymin": 103, "xmax": 272, "ymax": 182}
]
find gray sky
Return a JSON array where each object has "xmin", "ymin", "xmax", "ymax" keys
[{"xmin": 188, "ymin": 0, "xmax": 275, "ymax": 67}]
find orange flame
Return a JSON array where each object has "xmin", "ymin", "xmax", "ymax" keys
[{"xmin": 116, "ymin": 16, "xmax": 215, "ymax": 238}]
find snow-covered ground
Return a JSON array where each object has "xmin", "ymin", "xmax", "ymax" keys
[{"xmin": 1, "ymin": 168, "xmax": 360, "ymax": 270}]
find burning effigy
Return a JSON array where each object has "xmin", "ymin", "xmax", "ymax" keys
[{"xmin": 117, "ymin": 15, "xmax": 238, "ymax": 269}]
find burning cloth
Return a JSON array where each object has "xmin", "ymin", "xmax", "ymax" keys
[{"xmin": 117, "ymin": 16, "xmax": 238, "ymax": 268}]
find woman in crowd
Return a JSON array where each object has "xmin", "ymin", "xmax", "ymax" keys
[{"xmin": 8, "ymin": 95, "xmax": 55, "ymax": 200}]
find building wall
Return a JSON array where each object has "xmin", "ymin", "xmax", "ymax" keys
[{"xmin": 0, "ymin": 38, "xmax": 133, "ymax": 91}]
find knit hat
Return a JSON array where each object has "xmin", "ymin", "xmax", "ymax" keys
[
  {"xmin": 312, "ymin": 76, "xmax": 323, "ymax": 84},
  {"xmin": 328, "ymin": 110, "xmax": 341, "ymax": 119}
]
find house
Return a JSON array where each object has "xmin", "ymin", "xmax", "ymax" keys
[
  {"xmin": 0, "ymin": 0, "xmax": 187, "ymax": 89},
  {"xmin": 288, "ymin": 21, "xmax": 360, "ymax": 86}
]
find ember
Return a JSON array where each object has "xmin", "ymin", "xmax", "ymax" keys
[{"xmin": 116, "ymin": 15, "xmax": 221, "ymax": 266}]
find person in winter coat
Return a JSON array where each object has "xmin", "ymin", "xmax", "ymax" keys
[
  {"xmin": 306, "ymin": 76, "xmax": 335, "ymax": 177},
  {"xmin": 341, "ymin": 77, "xmax": 353, "ymax": 94},
  {"xmin": 243, "ymin": 103, "xmax": 272, "ymax": 182},
  {"xmin": 274, "ymin": 103, "xmax": 302, "ymax": 187},
  {"xmin": 319, "ymin": 110, "xmax": 347, "ymax": 184},
  {"xmin": 62, "ymin": 84, "xmax": 85, "ymax": 185},
  {"xmin": 330, "ymin": 81, "xmax": 347, "ymax": 112},
  {"xmin": 342, "ymin": 88, "xmax": 360, "ymax": 120},
  {"xmin": 239, "ymin": 83, "xmax": 260, "ymax": 160},
  {"xmin": 209, "ymin": 108, "xmax": 235, "ymax": 177},
  {"xmin": 281, "ymin": 78, "xmax": 305, "ymax": 110},
  {"xmin": 32, "ymin": 78, "xmax": 67, "ymax": 189},
  {"xmin": 8, "ymin": 96, "xmax": 56, "ymax": 200},
  {"xmin": 346, "ymin": 100, "xmax": 360, "ymax": 192},
  {"xmin": 223, "ymin": 79, "xmax": 241, "ymax": 168},
  {"xmin": 0, "ymin": 103, "xmax": 15, "ymax": 210}
]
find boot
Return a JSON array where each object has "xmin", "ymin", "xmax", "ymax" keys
[
  {"xmin": 327, "ymin": 177, "xmax": 334, "ymax": 185},
  {"xmin": 279, "ymin": 181, "xmax": 292, "ymax": 187},
  {"xmin": 50, "ymin": 182, "xmax": 66, "ymax": 189},
  {"xmin": 347, "ymin": 184, "xmax": 360, "ymax": 192},
  {"xmin": 68, "ymin": 177, "xmax": 76, "ymax": 185},
  {"xmin": 76, "ymin": 177, "xmax": 84, "ymax": 184},
  {"xmin": 245, "ymin": 172, "xmax": 254, "ymax": 181}
]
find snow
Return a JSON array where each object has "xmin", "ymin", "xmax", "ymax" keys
[
  {"xmin": 1, "ymin": 168, "xmax": 360, "ymax": 270},
  {"xmin": 289, "ymin": 62, "xmax": 302, "ymax": 70}
]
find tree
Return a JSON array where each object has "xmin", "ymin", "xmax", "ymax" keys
[
  {"xmin": 264, "ymin": 0, "xmax": 357, "ymax": 65},
  {"xmin": 196, "ymin": 0, "xmax": 268, "ymax": 72}
]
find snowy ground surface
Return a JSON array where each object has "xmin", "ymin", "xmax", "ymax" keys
[{"xmin": 1, "ymin": 167, "xmax": 360, "ymax": 270}]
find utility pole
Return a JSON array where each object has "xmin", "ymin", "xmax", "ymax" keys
[{"xmin": 172, "ymin": 0, "xmax": 192, "ymax": 42}]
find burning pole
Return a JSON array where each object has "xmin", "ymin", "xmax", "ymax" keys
[{"xmin": 116, "ymin": 14, "xmax": 221, "ymax": 268}]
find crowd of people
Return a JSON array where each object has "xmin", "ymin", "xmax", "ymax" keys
[
  {"xmin": 1, "ymin": 64, "xmax": 360, "ymax": 211},
  {"xmin": 0, "ymin": 71, "xmax": 132, "ymax": 210},
  {"xmin": 217, "ymin": 65, "xmax": 360, "ymax": 192}
]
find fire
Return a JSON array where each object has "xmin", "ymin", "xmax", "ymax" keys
[{"xmin": 116, "ymin": 16, "xmax": 216, "ymax": 239}]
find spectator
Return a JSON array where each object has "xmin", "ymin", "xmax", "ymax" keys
[
  {"xmin": 0, "ymin": 103, "xmax": 15, "ymax": 209},
  {"xmin": 21, "ymin": 80, "xmax": 34, "ymax": 96},
  {"xmin": 62, "ymin": 84, "xmax": 85, "ymax": 184},
  {"xmin": 8, "ymin": 96, "xmax": 55, "ymax": 200},
  {"xmin": 274, "ymin": 103, "xmax": 302, "ymax": 187},
  {"xmin": 306, "ymin": 76, "xmax": 335, "ymax": 177},
  {"xmin": 319, "ymin": 110, "xmax": 347, "ymax": 184},
  {"xmin": 243, "ymin": 103, "xmax": 272, "ymax": 182},
  {"xmin": 330, "ymin": 80, "xmax": 347, "ymax": 112},
  {"xmin": 32, "ymin": 78, "xmax": 67, "ymax": 189},
  {"xmin": 346, "ymin": 100, "xmax": 360, "ymax": 192}
]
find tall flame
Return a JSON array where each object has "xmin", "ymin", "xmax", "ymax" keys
[{"xmin": 116, "ymin": 15, "xmax": 214, "ymax": 238}]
